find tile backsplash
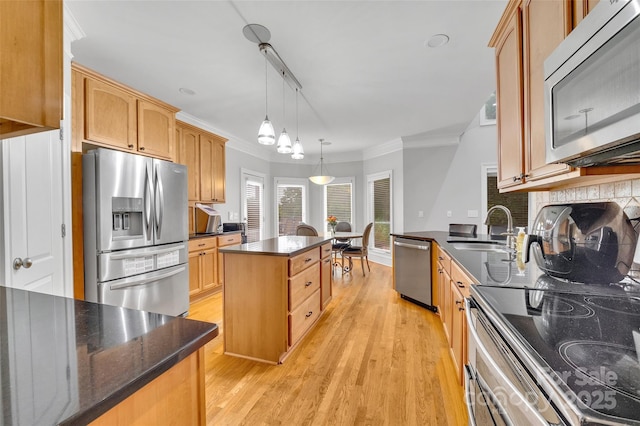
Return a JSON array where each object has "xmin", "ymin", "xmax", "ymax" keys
[{"xmin": 532, "ymin": 179, "xmax": 640, "ymax": 224}]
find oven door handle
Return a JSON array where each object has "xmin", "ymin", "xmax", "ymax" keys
[
  {"xmin": 465, "ymin": 299, "xmax": 548, "ymax": 425},
  {"xmin": 464, "ymin": 365, "xmax": 478, "ymax": 426}
]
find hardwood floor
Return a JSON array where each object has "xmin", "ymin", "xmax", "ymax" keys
[{"xmin": 188, "ymin": 260, "xmax": 468, "ymax": 425}]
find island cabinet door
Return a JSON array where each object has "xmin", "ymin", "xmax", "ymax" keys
[
  {"xmin": 320, "ymin": 255, "xmax": 332, "ymax": 310},
  {"xmin": 288, "ymin": 262, "xmax": 320, "ymax": 311}
]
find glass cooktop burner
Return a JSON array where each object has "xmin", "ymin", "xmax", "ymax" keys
[{"xmin": 584, "ymin": 295, "xmax": 640, "ymax": 316}]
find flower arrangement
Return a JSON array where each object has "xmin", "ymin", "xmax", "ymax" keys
[{"xmin": 326, "ymin": 215, "xmax": 338, "ymax": 226}]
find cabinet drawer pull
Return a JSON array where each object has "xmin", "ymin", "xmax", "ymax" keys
[
  {"xmin": 456, "ymin": 281, "xmax": 465, "ymax": 288},
  {"xmin": 198, "ymin": 243, "xmax": 206, "ymax": 247},
  {"xmin": 305, "ymin": 311, "xmax": 313, "ymax": 318},
  {"xmin": 458, "ymin": 306, "xmax": 465, "ymax": 312},
  {"xmin": 304, "ymin": 258, "xmax": 313, "ymax": 263},
  {"xmin": 305, "ymin": 281, "xmax": 313, "ymax": 287},
  {"xmin": 438, "ymin": 256, "xmax": 444, "ymax": 261},
  {"xmin": 455, "ymin": 300, "xmax": 462, "ymax": 305},
  {"xmin": 128, "ymin": 144, "xmax": 134, "ymax": 149},
  {"xmin": 139, "ymin": 146, "xmax": 145, "ymax": 151}
]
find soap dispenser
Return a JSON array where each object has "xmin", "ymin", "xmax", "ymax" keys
[{"xmin": 516, "ymin": 227, "xmax": 526, "ymax": 254}]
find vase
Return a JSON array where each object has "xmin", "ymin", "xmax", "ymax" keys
[{"xmin": 330, "ymin": 224, "xmax": 336, "ymax": 235}]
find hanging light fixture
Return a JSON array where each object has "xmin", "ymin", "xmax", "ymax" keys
[
  {"xmin": 291, "ymin": 88, "xmax": 304, "ymax": 159},
  {"xmin": 257, "ymin": 54, "xmax": 275, "ymax": 145},
  {"xmin": 309, "ymin": 139, "xmax": 335, "ymax": 185},
  {"xmin": 276, "ymin": 72, "xmax": 292, "ymax": 154}
]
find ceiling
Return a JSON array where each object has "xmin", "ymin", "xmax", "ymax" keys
[{"xmin": 66, "ymin": 0, "xmax": 507, "ymax": 162}]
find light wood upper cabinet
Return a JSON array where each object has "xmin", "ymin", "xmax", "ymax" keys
[
  {"xmin": 72, "ymin": 63, "xmax": 178, "ymax": 160},
  {"xmin": 84, "ymin": 78, "xmax": 137, "ymax": 151},
  {"xmin": 492, "ymin": 6, "xmax": 525, "ymax": 189},
  {"xmin": 0, "ymin": 0, "xmax": 62, "ymax": 138},
  {"xmin": 522, "ymin": 0, "xmax": 572, "ymax": 181},
  {"xmin": 137, "ymin": 100, "xmax": 175, "ymax": 159},
  {"xmin": 176, "ymin": 120, "xmax": 227, "ymax": 204}
]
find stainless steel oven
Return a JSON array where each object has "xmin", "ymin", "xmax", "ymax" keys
[
  {"xmin": 544, "ymin": 0, "xmax": 640, "ymax": 167},
  {"xmin": 465, "ymin": 298, "xmax": 562, "ymax": 425}
]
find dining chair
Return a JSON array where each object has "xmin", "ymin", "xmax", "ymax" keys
[
  {"xmin": 296, "ymin": 223, "xmax": 318, "ymax": 236},
  {"xmin": 332, "ymin": 221, "xmax": 352, "ymax": 265},
  {"xmin": 341, "ymin": 222, "xmax": 373, "ymax": 276}
]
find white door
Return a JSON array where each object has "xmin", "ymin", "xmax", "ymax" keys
[
  {"xmin": 241, "ymin": 170, "xmax": 265, "ymax": 243},
  {"xmin": 2, "ymin": 130, "xmax": 64, "ymax": 296}
]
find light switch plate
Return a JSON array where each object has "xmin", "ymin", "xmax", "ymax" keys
[
  {"xmin": 418, "ymin": 210, "xmax": 424, "ymax": 218},
  {"xmin": 446, "ymin": 210, "xmax": 452, "ymax": 217},
  {"xmin": 467, "ymin": 209, "xmax": 479, "ymax": 218}
]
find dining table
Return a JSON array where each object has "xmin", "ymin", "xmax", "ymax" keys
[{"xmin": 324, "ymin": 231, "xmax": 363, "ymax": 273}]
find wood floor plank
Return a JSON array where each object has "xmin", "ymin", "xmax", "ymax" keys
[{"xmin": 188, "ymin": 262, "xmax": 468, "ymax": 425}]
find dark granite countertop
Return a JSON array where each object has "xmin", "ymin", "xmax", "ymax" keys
[
  {"xmin": 219, "ymin": 235, "xmax": 332, "ymax": 256},
  {"xmin": 0, "ymin": 286, "xmax": 218, "ymax": 426},
  {"xmin": 188, "ymin": 230, "xmax": 242, "ymax": 240}
]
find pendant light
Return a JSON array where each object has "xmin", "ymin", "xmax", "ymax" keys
[
  {"xmin": 309, "ymin": 139, "xmax": 335, "ymax": 185},
  {"xmin": 291, "ymin": 88, "xmax": 304, "ymax": 159},
  {"xmin": 257, "ymin": 55, "xmax": 275, "ymax": 145},
  {"xmin": 276, "ymin": 72, "xmax": 292, "ymax": 154}
]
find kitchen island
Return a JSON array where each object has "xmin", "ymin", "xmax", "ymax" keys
[
  {"xmin": 220, "ymin": 236, "xmax": 333, "ymax": 364},
  {"xmin": 0, "ymin": 286, "xmax": 218, "ymax": 426}
]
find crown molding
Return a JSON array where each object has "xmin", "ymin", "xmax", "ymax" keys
[
  {"xmin": 64, "ymin": 3, "xmax": 86, "ymax": 57},
  {"xmin": 362, "ymin": 138, "xmax": 403, "ymax": 161},
  {"xmin": 402, "ymin": 134, "xmax": 461, "ymax": 149}
]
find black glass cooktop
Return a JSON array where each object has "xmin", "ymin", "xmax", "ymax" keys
[{"xmin": 474, "ymin": 277, "xmax": 640, "ymax": 424}]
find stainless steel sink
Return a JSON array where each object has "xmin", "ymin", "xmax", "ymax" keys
[{"xmin": 449, "ymin": 241, "xmax": 509, "ymax": 252}]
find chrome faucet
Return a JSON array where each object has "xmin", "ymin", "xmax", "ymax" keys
[{"xmin": 484, "ymin": 205, "xmax": 515, "ymax": 252}]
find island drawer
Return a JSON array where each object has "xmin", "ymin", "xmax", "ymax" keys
[
  {"xmin": 189, "ymin": 237, "xmax": 217, "ymax": 252},
  {"xmin": 218, "ymin": 233, "xmax": 242, "ymax": 247},
  {"xmin": 288, "ymin": 262, "xmax": 320, "ymax": 310},
  {"xmin": 289, "ymin": 248, "xmax": 320, "ymax": 276},
  {"xmin": 320, "ymin": 243, "xmax": 332, "ymax": 259},
  {"xmin": 288, "ymin": 288, "xmax": 321, "ymax": 346}
]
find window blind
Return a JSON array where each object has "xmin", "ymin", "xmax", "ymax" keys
[
  {"xmin": 372, "ymin": 176, "xmax": 391, "ymax": 251},
  {"xmin": 245, "ymin": 179, "xmax": 262, "ymax": 243},
  {"xmin": 325, "ymin": 183, "xmax": 352, "ymax": 231}
]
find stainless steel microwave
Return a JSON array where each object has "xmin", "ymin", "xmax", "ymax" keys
[{"xmin": 544, "ymin": 0, "xmax": 640, "ymax": 167}]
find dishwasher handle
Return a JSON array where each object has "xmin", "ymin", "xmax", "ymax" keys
[{"xmin": 394, "ymin": 241, "xmax": 430, "ymax": 251}]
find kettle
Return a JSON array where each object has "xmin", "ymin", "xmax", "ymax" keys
[{"xmin": 524, "ymin": 202, "xmax": 638, "ymax": 283}]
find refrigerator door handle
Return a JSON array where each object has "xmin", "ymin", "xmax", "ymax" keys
[
  {"xmin": 109, "ymin": 266, "xmax": 186, "ymax": 290},
  {"xmin": 145, "ymin": 163, "xmax": 153, "ymax": 238},
  {"xmin": 155, "ymin": 164, "xmax": 164, "ymax": 239},
  {"xmin": 109, "ymin": 244, "xmax": 186, "ymax": 260}
]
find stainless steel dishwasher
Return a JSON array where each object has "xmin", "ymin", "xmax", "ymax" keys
[{"xmin": 393, "ymin": 237, "xmax": 435, "ymax": 311}]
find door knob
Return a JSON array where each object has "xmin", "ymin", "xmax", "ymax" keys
[{"xmin": 13, "ymin": 257, "xmax": 32, "ymax": 270}]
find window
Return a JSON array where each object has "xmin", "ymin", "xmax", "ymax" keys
[
  {"xmin": 275, "ymin": 178, "xmax": 308, "ymax": 236},
  {"xmin": 241, "ymin": 170, "xmax": 264, "ymax": 243},
  {"xmin": 324, "ymin": 178, "xmax": 354, "ymax": 232},
  {"xmin": 367, "ymin": 171, "xmax": 392, "ymax": 252}
]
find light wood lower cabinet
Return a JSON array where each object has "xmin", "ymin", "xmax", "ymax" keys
[
  {"xmin": 223, "ymin": 244, "xmax": 328, "ymax": 364},
  {"xmin": 433, "ymin": 243, "xmax": 473, "ymax": 386},
  {"xmin": 217, "ymin": 233, "xmax": 243, "ymax": 287},
  {"xmin": 320, "ymin": 243, "xmax": 333, "ymax": 309},
  {"xmin": 188, "ymin": 237, "xmax": 218, "ymax": 300},
  {"xmin": 89, "ymin": 348, "xmax": 206, "ymax": 426}
]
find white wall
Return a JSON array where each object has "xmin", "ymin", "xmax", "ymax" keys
[{"xmin": 404, "ymin": 113, "xmax": 498, "ymax": 232}]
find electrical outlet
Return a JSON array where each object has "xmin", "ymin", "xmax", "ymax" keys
[
  {"xmin": 467, "ymin": 209, "xmax": 479, "ymax": 218},
  {"xmin": 447, "ymin": 210, "xmax": 452, "ymax": 218}
]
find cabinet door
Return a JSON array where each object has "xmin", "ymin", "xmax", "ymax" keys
[
  {"xmin": 84, "ymin": 78, "xmax": 137, "ymax": 151},
  {"xmin": 137, "ymin": 100, "xmax": 174, "ymax": 159},
  {"xmin": 437, "ymin": 263, "xmax": 446, "ymax": 313},
  {"xmin": 451, "ymin": 285, "xmax": 466, "ymax": 385},
  {"xmin": 200, "ymin": 248, "xmax": 218, "ymax": 291},
  {"xmin": 188, "ymin": 252, "xmax": 201, "ymax": 296},
  {"xmin": 183, "ymin": 129, "xmax": 200, "ymax": 201},
  {"xmin": 321, "ymin": 256, "xmax": 332, "ymax": 310},
  {"xmin": 212, "ymin": 139, "xmax": 226, "ymax": 202},
  {"xmin": 523, "ymin": 0, "xmax": 572, "ymax": 181},
  {"xmin": 495, "ymin": 9, "xmax": 525, "ymax": 189},
  {"xmin": 443, "ymin": 269, "xmax": 453, "ymax": 343},
  {"xmin": 199, "ymin": 135, "xmax": 214, "ymax": 202},
  {"xmin": 0, "ymin": 0, "xmax": 62, "ymax": 138}
]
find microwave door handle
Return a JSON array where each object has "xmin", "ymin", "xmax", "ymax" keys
[
  {"xmin": 145, "ymin": 164, "xmax": 153, "ymax": 239},
  {"xmin": 155, "ymin": 165, "xmax": 164, "ymax": 239},
  {"xmin": 110, "ymin": 266, "xmax": 186, "ymax": 290}
]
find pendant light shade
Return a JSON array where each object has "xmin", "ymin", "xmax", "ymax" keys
[
  {"xmin": 309, "ymin": 139, "xmax": 335, "ymax": 185},
  {"xmin": 291, "ymin": 137, "xmax": 304, "ymax": 159},
  {"xmin": 257, "ymin": 55, "xmax": 275, "ymax": 145},
  {"xmin": 277, "ymin": 129, "xmax": 292, "ymax": 153},
  {"xmin": 258, "ymin": 116, "xmax": 275, "ymax": 145}
]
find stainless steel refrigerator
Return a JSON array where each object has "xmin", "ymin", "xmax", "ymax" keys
[{"xmin": 83, "ymin": 148, "xmax": 189, "ymax": 316}]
